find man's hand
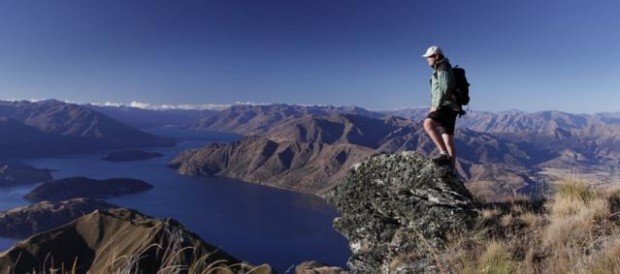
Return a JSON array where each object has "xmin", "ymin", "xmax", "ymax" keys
[{"xmin": 429, "ymin": 107, "xmax": 437, "ymax": 113}]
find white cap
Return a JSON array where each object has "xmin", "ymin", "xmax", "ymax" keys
[{"xmin": 422, "ymin": 46, "xmax": 443, "ymax": 58}]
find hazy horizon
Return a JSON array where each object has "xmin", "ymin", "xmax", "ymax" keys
[{"xmin": 2, "ymin": 97, "xmax": 618, "ymax": 115}]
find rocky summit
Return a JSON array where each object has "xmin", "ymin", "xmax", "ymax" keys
[{"xmin": 327, "ymin": 152, "xmax": 477, "ymax": 273}]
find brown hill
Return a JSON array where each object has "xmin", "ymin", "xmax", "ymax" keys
[
  {"xmin": 457, "ymin": 110, "xmax": 603, "ymax": 133},
  {"xmin": 169, "ymin": 135, "xmax": 376, "ymax": 194},
  {"xmin": 170, "ymin": 114, "xmax": 537, "ymax": 196},
  {"xmin": 140, "ymin": 104, "xmax": 618, "ymax": 198},
  {"xmin": 0, "ymin": 198, "xmax": 117, "ymax": 238},
  {"xmin": 186, "ymin": 103, "xmax": 384, "ymax": 135},
  {"xmin": 0, "ymin": 208, "xmax": 271, "ymax": 273},
  {"xmin": 265, "ymin": 113, "xmax": 396, "ymax": 147}
]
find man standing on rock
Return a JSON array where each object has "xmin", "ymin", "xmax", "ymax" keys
[{"xmin": 422, "ymin": 46, "xmax": 460, "ymax": 169}]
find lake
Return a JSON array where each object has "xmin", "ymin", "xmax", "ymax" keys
[{"xmin": 0, "ymin": 128, "xmax": 351, "ymax": 272}]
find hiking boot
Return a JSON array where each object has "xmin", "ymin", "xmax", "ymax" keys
[{"xmin": 432, "ymin": 154, "xmax": 451, "ymax": 166}]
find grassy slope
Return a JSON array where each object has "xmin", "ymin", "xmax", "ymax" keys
[{"xmin": 441, "ymin": 180, "xmax": 620, "ymax": 273}]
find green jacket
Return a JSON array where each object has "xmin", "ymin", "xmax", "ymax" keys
[{"xmin": 430, "ymin": 58, "xmax": 458, "ymax": 110}]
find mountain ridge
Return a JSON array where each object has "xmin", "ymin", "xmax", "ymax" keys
[
  {"xmin": 0, "ymin": 99, "xmax": 175, "ymax": 157},
  {"xmin": 168, "ymin": 105, "xmax": 618, "ymax": 199},
  {"xmin": 0, "ymin": 208, "xmax": 271, "ymax": 273}
]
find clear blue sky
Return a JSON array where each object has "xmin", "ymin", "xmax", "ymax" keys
[{"xmin": 0, "ymin": 0, "xmax": 618, "ymax": 113}]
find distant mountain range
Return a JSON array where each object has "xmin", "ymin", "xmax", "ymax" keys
[
  {"xmin": 164, "ymin": 104, "xmax": 619, "ymax": 198},
  {"xmin": 0, "ymin": 99, "xmax": 175, "ymax": 157},
  {"xmin": 80, "ymin": 100, "xmax": 620, "ymax": 134},
  {"xmin": 168, "ymin": 113, "xmax": 537, "ymax": 196},
  {"xmin": 185, "ymin": 104, "xmax": 385, "ymax": 134},
  {"xmin": 84, "ymin": 103, "xmax": 217, "ymax": 129},
  {"xmin": 2, "ymin": 99, "xmax": 616, "ymax": 198}
]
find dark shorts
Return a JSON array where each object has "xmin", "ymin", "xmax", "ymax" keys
[{"xmin": 426, "ymin": 107, "xmax": 458, "ymax": 135}]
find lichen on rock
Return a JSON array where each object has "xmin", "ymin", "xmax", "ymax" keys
[{"xmin": 327, "ymin": 151, "xmax": 477, "ymax": 273}]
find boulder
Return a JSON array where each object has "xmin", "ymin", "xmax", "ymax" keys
[{"xmin": 327, "ymin": 152, "xmax": 477, "ymax": 273}]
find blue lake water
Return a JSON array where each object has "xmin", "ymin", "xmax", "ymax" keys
[{"xmin": 0, "ymin": 129, "xmax": 351, "ymax": 272}]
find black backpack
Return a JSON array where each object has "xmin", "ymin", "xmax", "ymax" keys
[{"xmin": 451, "ymin": 65, "xmax": 470, "ymax": 116}]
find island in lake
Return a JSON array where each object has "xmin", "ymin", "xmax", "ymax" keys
[
  {"xmin": 101, "ymin": 149, "xmax": 164, "ymax": 162},
  {"xmin": 24, "ymin": 177, "xmax": 153, "ymax": 202},
  {"xmin": 0, "ymin": 162, "xmax": 53, "ymax": 187}
]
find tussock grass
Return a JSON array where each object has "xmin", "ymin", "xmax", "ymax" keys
[
  {"xmin": 21, "ymin": 249, "xmax": 268, "ymax": 274},
  {"xmin": 444, "ymin": 179, "xmax": 620, "ymax": 273},
  {"xmin": 14, "ymin": 235, "xmax": 270, "ymax": 274},
  {"xmin": 477, "ymin": 241, "xmax": 515, "ymax": 274}
]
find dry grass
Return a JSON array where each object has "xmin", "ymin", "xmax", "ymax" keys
[
  {"xmin": 20, "ymin": 250, "xmax": 269, "ymax": 274},
  {"xmin": 14, "ymin": 237, "xmax": 271, "ymax": 274},
  {"xmin": 443, "ymin": 179, "xmax": 620, "ymax": 274}
]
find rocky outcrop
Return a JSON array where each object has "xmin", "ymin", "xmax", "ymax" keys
[
  {"xmin": 0, "ymin": 162, "xmax": 53, "ymax": 187},
  {"xmin": 0, "ymin": 208, "xmax": 272, "ymax": 274},
  {"xmin": 327, "ymin": 152, "xmax": 477, "ymax": 273},
  {"xmin": 24, "ymin": 177, "xmax": 153, "ymax": 201},
  {"xmin": 101, "ymin": 149, "xmax": 164, "ymax": 162},
  {"xmin": 0, "ymin": 198, "xmax": 117, "ymax": 238}
]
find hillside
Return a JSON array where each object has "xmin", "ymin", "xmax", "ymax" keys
[
  {"xmin": 0, "ymin": 99, "xmax": 175, "ymax": 157},
  {"xmin": 0, "ymin": 198, "xmax": 117, "ymax": 238},
  {"xmin": 170, "ymin": 113, "xmax": 542, "ymax": 197},
  {"xmin": 0, "ymin": 208, "xmax": 271, "ymax": 273},
  {"xmin": 170, "ymin": 105, "xmax": 618, "ymax": 198},
  {"xmin": 169, "ymin": 134, "xmax": 376, "ymax": 194},
  {"xmin": 186, "ymin": 103, "xmax": 385, "ymax": 134}
]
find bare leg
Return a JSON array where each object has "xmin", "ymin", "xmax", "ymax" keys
[
  {"xmin": 441, "ymin": 133, "xmax": 456, "ymax": 169},
  {"xmin": 424, "ymin": 118, "xmax": 448, "ymax": 154}
]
